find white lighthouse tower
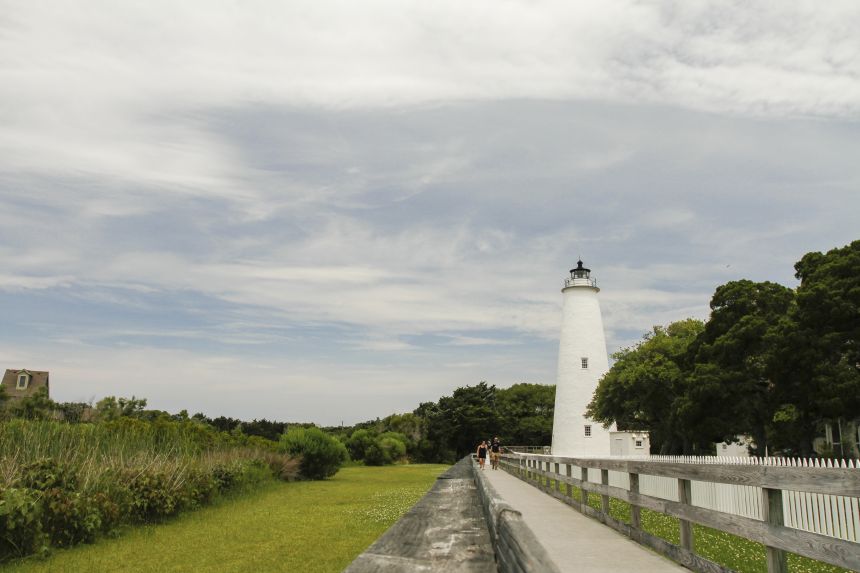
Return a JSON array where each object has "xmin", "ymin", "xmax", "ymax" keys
[{"xmin": 551, "ymin": 260, "xmax": 614, "ymax": 457}]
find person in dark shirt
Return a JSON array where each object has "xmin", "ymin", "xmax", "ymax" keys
[
  {"xmin": 476, "ymin": 441, "xmax": 488, "ymax": 470},
  {"xmin": 490, "ymin": 437, "xmax": 501, "ymax": 470}
]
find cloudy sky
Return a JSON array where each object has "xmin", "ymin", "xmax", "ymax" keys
[{"xmin": 1, "ymin": 1, "xmax": 858, "ymax": 425}]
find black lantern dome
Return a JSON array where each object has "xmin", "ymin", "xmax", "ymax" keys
[
  {"xmin": 564, "ymin": 259, "xmax": 597, "ymax": 289},
  {"xmin": 570, "ymin": 260, "xmax": 590, "ymax": 279}
]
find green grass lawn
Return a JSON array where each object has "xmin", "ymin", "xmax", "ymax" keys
[{"xmin": 2, "ymin": 464, "xmax": 449, "ymax": 573}]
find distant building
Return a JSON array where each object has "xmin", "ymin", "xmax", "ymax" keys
[
  {"xmin": 716, "ymin": 436, "xmax": 754, "ymax": 457},
  {"xmin": 1, "ymin": 369, "xmax": 50, "ymax": 401},
  {"xmin": 814, "ymin": 419, "xmax": 860, "ymax": 459}
]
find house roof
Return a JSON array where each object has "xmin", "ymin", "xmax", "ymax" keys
[{"xmin": 2, "ymin": 369, "xmax": 50, "ymax": 389}]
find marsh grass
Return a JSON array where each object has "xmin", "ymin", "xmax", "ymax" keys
[
  {"xmin": 0, "ymin": 419, "xmax": 298, "ymax": 561},
  {"xmin": 2, "ymin": 464, "xmax": 449, "ymax": 573}
]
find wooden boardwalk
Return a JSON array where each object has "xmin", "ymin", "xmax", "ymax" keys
[{"xmin": 481, "ymin": 466, "xmax": 687, "ymax": 573}]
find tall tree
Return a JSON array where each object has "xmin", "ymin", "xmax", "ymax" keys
[
  {"xmin": 496, "ymin": 383, "xmax": 555, "ymax": 446},
  {"xmin": 684, "ymin": 280, "xmax": 795, "ymax": 454},
  {"xmin": 587, "ymin": 318, "xmax": 704, "ymax": 454},
  {"xmin": 770, "ymin": 240, "xmax": 860, "ymax": 455}
]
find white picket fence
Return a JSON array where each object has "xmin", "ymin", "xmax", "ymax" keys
[{"xmin": 572, "ymin": 455, "xmax": 860, "ymax": 543}]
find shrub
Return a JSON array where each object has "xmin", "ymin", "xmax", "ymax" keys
[
  {"xmin": 0, "ymin": 487, "xmax": 48, "ymax": 560},
  {"xmin": 363, "ymin": 435, "xmax": 408, "ymax": 466},
  {"xmin": 41, "ymin": 488, "xmax": 102, "ymax": 547},
  {"xmin": 256, "ymin": 451, "xmax": 302, "ymax": 481},
  {"xmin": 379, "ymin": 436, "xmax": 407, "ymax": 462},
  {"xmin": 279, "ymin": 428, "xmax": 347, "ymax": 480},
  {"xmin": 20, "ymin": 459, "xmax": 77, "ymax": 491},
  {"xmin": 346, "ymin": 429, "xmax": 376, "ymax": 461},
  {"xmin": 126, "ymin": 470, "xmax": 182, "ymax": 521}
]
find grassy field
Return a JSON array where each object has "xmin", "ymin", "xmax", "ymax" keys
[{"xmin": 2, "ymin": 464, "xmax": 448, "ymax": 573}]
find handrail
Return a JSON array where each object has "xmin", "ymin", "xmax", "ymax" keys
[
  {"xmin": 500, "ymin": 452, "xmax": 860, "ymax": 573},
  {"xmin": 472, "ymin": 456, "xmax": 561, "ymax": 573}
]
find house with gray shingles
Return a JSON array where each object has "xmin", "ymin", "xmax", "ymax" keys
[{"xmin": 1, "ymin": 369, "xmax": 50, "ymax": 401}]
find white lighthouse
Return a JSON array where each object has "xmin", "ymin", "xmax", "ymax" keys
[{"xmin": 551, "ymin": 260, "xmax": 614, "ymax": 457}]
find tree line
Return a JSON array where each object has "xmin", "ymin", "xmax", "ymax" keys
[
  {"xmin": 329, "ymin": 382, "xmax": 555, "ymax": 464},
  {"xmin": 587, "ymin": 240, "xmax": 860, "ymax": 457}
]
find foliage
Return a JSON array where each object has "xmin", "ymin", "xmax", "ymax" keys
[
  {"xmin": 93, "ymin": 396, "xmax": 147, "ymax": 422},
  {"xmin": 341, "ymin": 381, "xmax": 556, "ymax": 464},
  {"xmin": 3, "ymin": 464, "xmax": 448, "ymax": 573},
  {"xmin": 684, "ymin": 281, "xmax": 794, "ymax": 454},
  {"xmin": 346, "ymin": 429, "xmax": 409, "ymax": 466},
  {"xmin": 588, "ymin": 319, "xmax": 704, "ymax": 453},
  {"xmin": 768, "ymin": 240, "xmax": 860, "ymax": 456},
  {"xmin": 279, "ymin": 427, "xmax": 347, "ymax": 480},
  {"xmin": 0, "ymin": 418, "xmax": 298, "ymax": 562},
  {"xmin": 495, "ymin": 383, "xmax": 554, "ymax": 446},
  {"xmin": 589, "ymin": 239, "xmax": 860, "ymax": 456},
  {"xmin": 9, "ymin": 389, "xmax": 57, "ymax": 421}
]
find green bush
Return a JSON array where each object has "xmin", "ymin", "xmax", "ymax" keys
[
  {"xmin": 346, "ymin": 429, "xmax": 376, "ymax": 461},
  {"xmin": 126, "ymin": 470, "xmax": 182, "ymax": 521},
  {"xmin": 20, "ymin": 459, "xmax": 77, "ymax": 491},
  {"xmin": 0, "ymin": 487, "xmax": 48, "ymax": 559},
  {"xmin": 279, "ymin": 427, "xmax": 347, "ymax": 480},
  {"xmin": 41, "ymin": 489, "xmax": 102, "ymax": 547},
  {"xmin": 347, "ymin": 430, "xmax": 409, "ymax": 466}
]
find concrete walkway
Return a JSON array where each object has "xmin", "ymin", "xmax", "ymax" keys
[{"xmin": 480, "ymin": 466, "xmax": 687, "ymax": 573}]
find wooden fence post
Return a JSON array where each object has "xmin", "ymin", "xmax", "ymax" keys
[
  {"xmin": 555, "ymin": 463, "xmax": 561, "ymax": 494},
  {"xmin": 601, "ymin": 469, "xmax": 610, "ymax": 517},
  {"xmin": 629, "ymin": 472, "xmax": 641, "ymax": 538},
  {"xmin": 566, "ymin": 464, "xmax": 572, "ymax": 499},
  {"xmin": 678, "ymin": 478, "xmax": 693, "ymax": 552},
  {"xmin": 763, "ymin": 488, "xmax": 788, "ymax": 573},
  {"xmin": 580, "ymin": 467, "xmax": 589, "ymax": 512}
]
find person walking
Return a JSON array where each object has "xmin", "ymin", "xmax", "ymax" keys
[
  {"xmin": 490, "ymin": 437, "xmax": 501, "ymax": 470},
  {"xmin": 476, "ymin": 441, "xmax": 488, "ymax": 470}
]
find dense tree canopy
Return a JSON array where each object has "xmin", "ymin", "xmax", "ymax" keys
[
  {"xmin": 683, "ymin": 280, "xmax": 794, "ymax": 454},
  {"xmin": 587, "ymin": 319, "xmax": 704, "ymax": 453},
  {"xmin": 589, "ymin": 240, "xmax": 860, "ymax": 457}
]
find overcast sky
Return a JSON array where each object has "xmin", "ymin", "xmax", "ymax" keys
[{"xmin": 1, "ymin": 1, "xmax": 858, "ymax": 425}]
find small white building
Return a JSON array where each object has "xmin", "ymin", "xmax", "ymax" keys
[
  {"xmin": 610, "ymin": 431, "xmax": 651, "ymax": 456},
  {"xmin": 716, "ymin": 436, "xmax": 753, "ymax": 457}
]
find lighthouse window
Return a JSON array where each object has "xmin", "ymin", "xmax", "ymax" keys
[
  {"xmin": 635, "ymin": 440, "xmax": 643, "ymax": 448},
  {"xmin": 584, "ymin": 425, "xmax": 592, "ymax": 437},
  {"xmin": 581, "ymin": 357, "xmax": 588, "ymax": 369}
]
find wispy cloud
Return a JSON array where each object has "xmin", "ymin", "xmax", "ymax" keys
[{"xmin": 1, "ymin": 2, "xmax": 858, "ymax": 423}]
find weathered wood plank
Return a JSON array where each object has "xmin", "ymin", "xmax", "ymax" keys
[
  {"xmin": 500, "ymin": 456, "xmax": 860, "ymax": 572},
  {"xmin": 473, "ymin": 457, "xmax": 561, "ymax": 573},
  {"xmin": 514, "ymin": 471, "xmax": 734, "ymax": 573},
  {"xmin": 505, "ymin": 455, "xmax": 860, "ymax": 497},
  {"xmin": 678, "ymin": 478, "xmax": 693, "ymax": 551},
  {"xmin": 345, "ymin": 457, "xmax": 495, "ymax": 573},
  {"xmin": 763, "ymin": 488, "xmax": 787, "ymax": 573}
]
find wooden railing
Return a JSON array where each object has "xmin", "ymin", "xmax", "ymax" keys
[
  {"xmin": 472, "ymin": 456, "xmax": 560, "ymax": 573},
  {"xmin": 500, "ymin": 453, "xmax": 860, "ymax": 573}
]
